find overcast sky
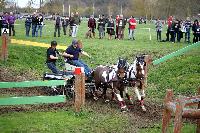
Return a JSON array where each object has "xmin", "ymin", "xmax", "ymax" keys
[{"xmin": 17, "ymin": 0, "xmax": 40, "ymax": 8}]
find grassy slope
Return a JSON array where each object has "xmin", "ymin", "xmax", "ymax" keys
[
  {"xmin": 0, "ymin": 20, "xmax": 199, "ymax": 132},
  {"xmin": 0, "ymin": 109, "xmax": 135, "ymax": 133}
]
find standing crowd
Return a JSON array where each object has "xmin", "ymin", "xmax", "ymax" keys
[
  {"xmin": 155, "ymin": 16, "xmax": 200, "ymax": 43},
  {"xmin": 87, "ymin": 14, "xmax": 137, "ymax": 40},
  {"xmin": 0, "ymin": 11, "xmax": 199, "ymax": 43}
]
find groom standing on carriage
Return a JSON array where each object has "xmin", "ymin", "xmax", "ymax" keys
[{"xmin": 63, "ymin": 39, "xmax": 92, "ymax": 79}]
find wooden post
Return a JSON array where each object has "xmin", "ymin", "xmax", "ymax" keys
[
  {"xmin": 1, "ymin": 33, "xmax": 8, "ymax": 61},
  {"xmin": 197, "ymin": 88, "xmax": 200, "ymax": 133},
  {"xmin": 173, "ymin": 96, "xmax": 185, "ymax": 133},
  {"xmin": 144, "ymin": 55, "xmax": 152, "ymax": 87},
  {"xmin": 74, "ymin": 68, "xmax": 85, "ymax": 112},
  {"xmin": 162, "ymin": 89, "xmax": 173, "ymax": 133}
]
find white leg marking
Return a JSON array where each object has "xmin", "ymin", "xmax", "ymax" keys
[
  {"xmin": 134, "ymin": 87, "xmax": 141, "ymax": 101},
  {"xmin": 116, "ymin": 94, "xmax": 123, "ymax": 102},
  {"xmin": 141, "ymin": 89, "xmax": 145, "ymax": 98}
]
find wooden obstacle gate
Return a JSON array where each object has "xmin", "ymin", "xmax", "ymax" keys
[
  {"xmin": 0, "ymin": 69, "xmax": 86, "ymax": 112},
  {"xmin": 162, "ymin": 88, "xmax": 200, "ymax": 133}
]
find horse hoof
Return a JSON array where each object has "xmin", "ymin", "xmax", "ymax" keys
[
  {"xmin": 141, "ymin": 106, "xmax": 146, "ymax": 112},
  {"xmin": 105, "ymin": 99, "xmax": 110, "ymax": 103},
  {"xmin": 121, "ymin": 106, "xmax": 128, "ymax": 112},
  {"xmin": 93, "ymin": 97, "xmax": 98, "ymax": 101}
]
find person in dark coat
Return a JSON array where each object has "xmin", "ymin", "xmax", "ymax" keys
[
  {"xmin": 69, "ymin": 12, "xmax": 75, "ymax": 37},
  {"xmin": 97, "ymin": 15, "xmax": 105, "ymax": 39},
  {"xmin": 107, "ymin": 16, "xmax": 115, "ymax": 40},
  {"xmin": 117, "ymin": 14, "xmax": 126, "ymax": 40},
  {"xmin": 25, "ymin": 15, "xmax": 32, "ymax": 37},
  {"xmin": 31, "ymin": 12, "xmax": 38, "ymax": 37},
  {"xmin": 192, "ymin": 19, "xmax": 200, "ymax": 43},
  {"xmin": 36, "ymin": 14, "xmax": 43, "ymax": 37},
  {"xmin": 62, "ymin": 16, "xmax": 69, "ymax": 35},
  {"xmin": 46, "ymin": 40, "xmax": 61, "ymax": 74},
  {"xmin": 54, "ymin": 14, "xmax": 61, "ymax": 37},
  {"xmin": 174, "ymin": 19, "xmax": 181, "ymax": 42},
  {"xmin": 88, "ymin": 15, "xmax": 96, "ymax": 38},
  {"xmin": 63, "ymin": 39, "xmax": 92, "ymax": 77}
]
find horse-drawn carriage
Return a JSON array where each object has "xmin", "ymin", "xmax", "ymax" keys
[
  {"xmin": 43, "ymin": 55, "xmax": 152, "ymax": 112},
  {"xmin": 43, "ymin": 62, "xmax": 96, "ymax": 99}
]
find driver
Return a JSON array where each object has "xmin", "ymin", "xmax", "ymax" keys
[
  {"xmin": 46, "ymin": 40, "xmax": 60, "ymax": 74},
  {"xmin": 63, "ymin": 39, "xmax": 92, "ymax": 77}
]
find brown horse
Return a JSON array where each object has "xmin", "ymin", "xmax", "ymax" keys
[
  {"xmin": 124, "ymin": 55, "xmax": 152, "ymax": 111},
  {"xmin": 92, "ymin": 58, "xmax": 129, "ymax": 112}
]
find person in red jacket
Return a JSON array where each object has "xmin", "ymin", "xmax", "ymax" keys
[
  {"xmin": 128, "ymin": 16, "xmax": 136, "ymax": 40},
  {"xmin": 88, "ymin": 15, "xmax": 96, "ymax": 38},
  {"xmin": 166, "ymin": 16, "xmax": 173, "ymax": 41}
]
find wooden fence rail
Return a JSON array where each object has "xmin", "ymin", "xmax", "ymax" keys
[
  {"xmin": 162, "ymin": 88, "xmax": 200, "ymax": 133},
  {"xmin": 0, "ymin": 68, "xmax": 85, "ymax": 112}
]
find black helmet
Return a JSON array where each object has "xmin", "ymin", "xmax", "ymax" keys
[{"xmin": 51, "ymin": 40, "xmax": 57, "ymax": 46}]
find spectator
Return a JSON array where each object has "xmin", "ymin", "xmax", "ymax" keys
[
  {"xmin": 184, "ymin": 17, "xmax": 192, "ymax": 43},
  {"xmin": 46, "ymin": 41, "xmax": 60, "ymax": 74},
  {"xmin": 174, "ymin": 19, "xmax": 181, "ymax": 42},
  {"xmin": 155, "ymin": 18, "xmax": 162, "ymax": 41},
  {"xmin": 97, "ymin": 15, "xmax": 105, "ymax": 39},
  {"xmin": 102, "ymin": 14, "xmax": 107, "ymax": 36},
  {"xmin": 54, "ymin": 14, "xmax": 61, "ymax": 37},
  {"xmin": 170, "ymin": 19, "xmax": 176, "ymax": 43},
  {"xmin": 62, "ymin": 16, "xmax": 69, "ymax": 35},
  {"xmin": 192, "ymin": 19, "xmax": 200, "ymax": 43},
  {"xmin": 107, "ymin": 16, "xmax": 115, "ymax": 40},
  {"xmin": 166, "ymin": 16, "xmax": 173, "ymax": 41},
  {"xmin": 63, "ymin": 39, "xmax": 92, "ymax": 78},
  {"xmin": 69, "ymin": 12, "xmax": 75, "ymax": 37},
  {"xmin": 31, "ymin": 12, "xmax": 38, "ymax": 37},
  {"xmin": 72, "ymin": 11, "xmax": 81, "ymax": 37},
  {"xmin": 128, "ymin": 16, "xmax": 137, "ymax": 40},
  {"xmin": 0, "ymin": 13, "xmax": 3, "ymax": 36},
  {"xmin": 117, "ymin": 14, "xmax": 126, "ymax": 40},
  {"xmin": 8, "ymin": 12, "xmax": 15, "ymax": 36},
  {"xmin": 25, "ymin": 15, "xmax": 32, "ymax": 37},
  {"xmin": 115, "ymin": 15, "xmax": 120, "ymax": 39},
  {"xmin": 36, "ymin": 14, "xmax": 43, "ymax": 37},
  {"xmin": 88, "ymin": 15, "xmax": 96, "ymax": 38},
  {"xmin": 2, "ymin": 12, "xmax": 9, "ymax": 29}
]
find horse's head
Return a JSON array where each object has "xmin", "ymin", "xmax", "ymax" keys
[
  {"xmin": 135, "ymin": 55, "xmax": 146, "ymax": 79},
  {"xmin": 116, "ymin": 57, "xmax": 129, "ymax": 79}
]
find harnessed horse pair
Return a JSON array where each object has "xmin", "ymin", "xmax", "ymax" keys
[{"xmin": 91, "ymin": 55, "xmax": 151, "ymax": 112}]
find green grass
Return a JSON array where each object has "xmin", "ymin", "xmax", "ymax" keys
[
  {"xmin": 0, "ymin": 20, "xmax": 199, "ymax": 132},
  {"xmin": 0, "ymin": 108, "xmax": 136, "ymax": 133},
  {"xmin": 140, "ymin": 123, "xmax": 196, "ymax": 133}
]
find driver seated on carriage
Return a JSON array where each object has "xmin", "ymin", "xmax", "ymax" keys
[{"xmin": 62, "ymin": 39, "xmax": 92, "ymax": 80}]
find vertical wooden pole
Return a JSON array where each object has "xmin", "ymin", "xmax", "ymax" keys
[
  {"xmin": 1, "ymin": 34, "xmax": 8, "ymax": 61},
  {"xmin": 162, "ymin": 89, "xmax": 173, "ymax": 133},
  {"xmin": 173, "ymin": 96, "xmax": 185, "ymax": 133},
  {"xmin": 74, "ymin": 71, "xmax": 85, "ymax": 112},
  {"xmin": 196, "ymin": 88, "xmax": 200, "ymax": 133},
  {"xmin": 144, "ymin": 55, "xmax": 152, "ymax": 87}
]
